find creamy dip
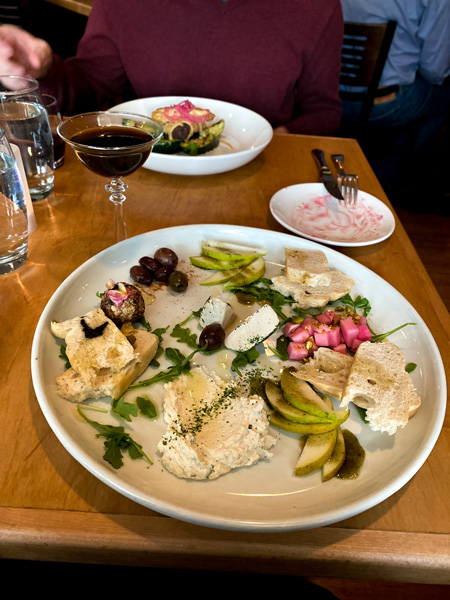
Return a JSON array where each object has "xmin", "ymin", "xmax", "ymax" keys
[
  {"xmin": 292, "ymin": 194, "xmax": 383, "ymax": 242},
  {"xmin": 157, "ymin": 365, "xmax": 276, "ymax": 480}
]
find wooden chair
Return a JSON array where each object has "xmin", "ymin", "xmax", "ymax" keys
[{"xmin": 339, "ymin": 20, "xmax": 397, "ymax": 129}]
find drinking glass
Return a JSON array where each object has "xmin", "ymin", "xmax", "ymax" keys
[
  {"xmin": 0, "ymin": 126, "xmax": 28, "ymax": 274},
  {"xmin": 0, "ymin": 75, "xmax": 54, "ymax": 201},
  {"xmin": 42, "ymin": 94, "xmax": 65, "ymax": 169},
  {"xmin": 57, "ymin": 111, "xmax": 163, "ymax": 243}
]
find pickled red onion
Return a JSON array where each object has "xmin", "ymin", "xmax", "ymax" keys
[
  {"xmin": 162, "ymin": 100, "xmax": 212, "ymax": 123},
  {"xmin": 106, "ymin": 287, "xmax": 132, "ymax": 308}
]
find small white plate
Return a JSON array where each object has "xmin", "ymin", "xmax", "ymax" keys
[
  {"xmin": 270, "ymin": 183, "xmax": 395, "ymax": 247},
  {"xmin": 109, "ymin": 96, "xmax": 273, "ymax": 176}
]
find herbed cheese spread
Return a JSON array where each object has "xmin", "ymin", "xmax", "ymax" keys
[{"xmin": 157, "ymin": 365, "xmax": 277, "ymax": 480}]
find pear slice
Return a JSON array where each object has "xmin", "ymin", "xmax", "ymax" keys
[
  {"xmin": 190, "ymin": 254, "xmax": 255, "ymax": 271},
  {"xmin": 201, "ymin": 242, "xmax": 267, "ymax": 262},
  {"xmin": 265, "ymin": 381, "xmax": 335, "ymax": 424},
  {"xmin": 295, "ymin": 428, "xmax": 338, "ymax": 476},
  {"xmin": 269, "ymin": 412, "xmax": 341, "ymax": 435},
  {"xmin": 322, "ymin": 428, "xmax": 346, "ymax": 482},
  {"xmin": 200, "ymin": 266, "xmax": 246, "ymax": 286},
  {"xmin": 280, "ymin": 368, "xmax": 337, "ymax": 420},
  {"xmin": 203, "ymin": 240, "xmax": 268, "ymax": 256},
  {"xmin": 223, "ymin": 256, "xmax": 266, "ymax": 291}
]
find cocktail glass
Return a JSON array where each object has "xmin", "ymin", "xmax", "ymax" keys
[{"xmin": 57, "ymin": 111, "xmax": 163, "ymax": 243}]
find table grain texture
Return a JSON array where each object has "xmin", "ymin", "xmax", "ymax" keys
[{"xmin": 1, "ymin": 133, "xmax": 448, "ymax": 584}]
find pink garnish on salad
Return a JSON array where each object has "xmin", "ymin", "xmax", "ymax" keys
[
  {"xmin": 106, "ymin": 285, "xmax": 132, "ymax": 308},
  {"xmin": 162, "ymin": 100, "xmax": 212, "ymax": 124}
]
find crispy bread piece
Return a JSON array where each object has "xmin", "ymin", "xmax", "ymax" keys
[
  {"xmin": 285, "ymin": 248, "xmax": 332, "ymax": 287},
  {"xmin": 292, "ymin": 347, "xmax": 353, "ymax": 400},
  {"xmin": 271, "ymin": 269, "xmax": 354, "ymax": 309},
  {"xmin": 340, "ymin": 341, "xmax": 421, "ymax": 435},
  {"xmin": 52, "ymin": 309, "xmax": 159, "ymax": 402}
]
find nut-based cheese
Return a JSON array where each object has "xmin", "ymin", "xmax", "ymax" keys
[{"xmin": 158, "ymin": 365, "xmax": 276, "ymax": 479}]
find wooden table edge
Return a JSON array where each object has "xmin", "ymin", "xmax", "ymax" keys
[{"xmin": 1, "ymin": 507, "xmax": 449, "ymax": 584}]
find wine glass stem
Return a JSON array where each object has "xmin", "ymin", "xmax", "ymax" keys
[{"xmin": 106, "ymin": 177, "xmax": 128, "ymax": 242}]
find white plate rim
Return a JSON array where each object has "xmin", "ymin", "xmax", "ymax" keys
[
  {"xmin": 270, "ymin": 183, "xmax": 396, "ymax": 247},
  {"xmin": 31, "ymin": 224, "xmax": 446, "ymax": 532}
]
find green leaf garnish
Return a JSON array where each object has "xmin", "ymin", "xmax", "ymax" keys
[
  {"xmin": 59, "ymin": 345, "xmax": 71, "ymax": 369},
  {"xmin": 371, "ymin": 322, "xmax": 416, "ymax": 342},
  {"xmin": 231, "ymin": 346, "xmax": 260, "ymax": 376},
  {"xmin": 111, "ymin": 396, "xmax": 139, "ymax": 422},
  {"xmin": 130, "ymin": 346, "xmax": 200, "ymax": 389},
  {"xmin": 77, "ymin": 406, "xmax": 152, "ymax": 469},
  {"xmin": 136, "ymin": 395, "xmax": 157, "ymax": 418}
]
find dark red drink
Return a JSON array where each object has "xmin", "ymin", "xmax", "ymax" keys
[{"xmin": 70, "ymin": 125, "xmax": 154, "ymax": 177}]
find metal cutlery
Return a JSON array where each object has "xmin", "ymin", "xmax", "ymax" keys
[
  {"xmin": 311, "ymin": 149, "xmax": 344, "ymax": 202},
  {"xmin": 331, "ymin": 154, "xmax": 359, "ymax": 206}
]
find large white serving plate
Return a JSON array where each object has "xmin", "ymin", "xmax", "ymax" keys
[
  {"xmin": 110, "ymin": 96, "xmax": 273, "ymax": 176},
  {"xmin": 31, "ymin": 225, "xmax": 446, "ymax": 532}
]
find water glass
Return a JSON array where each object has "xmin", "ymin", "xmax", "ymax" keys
[
  {"xmin": 0, "ymin": 127, "xmax": 28, "ymax": 274},
  {"xmin": 0, "ymin": 75, "xmax": 54, "ymax": 201},
  {"xmin": 43, "ymin": 94, "xmax": 65, "ymax": 169}
]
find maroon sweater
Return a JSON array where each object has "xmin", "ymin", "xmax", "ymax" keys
[{"xmin": 41, "ymin": 0, "xmax": 343, "ymax": 134}]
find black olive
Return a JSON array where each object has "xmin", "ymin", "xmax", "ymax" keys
[
  {"xmin": 154, "ymin": 247, "xmax": 178, "ymax": 269},
  {"xmin": 168, "ymin": 270, "xmax": 188, "ymax": 293},
  {"xmin": 139, "ymin": 256, "xmax": 161, "ymax": 272},
  {"xmin": 199, "ymin": 323, "xmax": 225, "ymax": 351},
  {"xmin": 130, "ymin": 265, "xmax": 153, "ymax": 286},
  {"xmin": 153, "ymin": 265, "xmax": 174, "ymax": 283}
]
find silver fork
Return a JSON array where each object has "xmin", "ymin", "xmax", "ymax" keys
[{"xmin": 331, "ymin": 154, "xmax": 359, "ymax": 206}]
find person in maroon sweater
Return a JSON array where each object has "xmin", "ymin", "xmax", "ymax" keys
[{"xmin": 0, "ymin": 0, "xmax": 343, "ymax": 135}]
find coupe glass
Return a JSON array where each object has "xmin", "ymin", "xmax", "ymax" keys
[{"xmin": 57, "ymin": 111, "xmax": 163, "ymax": 242}]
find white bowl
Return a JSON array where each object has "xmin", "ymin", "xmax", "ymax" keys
[{"xmin": 109, "ymin": 96, "xmax": 273, "ymax": 176}]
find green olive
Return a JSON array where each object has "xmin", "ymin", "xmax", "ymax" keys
[{"xmin": 168, "ymin": 270, "xmax": 188, "ymax": 293}]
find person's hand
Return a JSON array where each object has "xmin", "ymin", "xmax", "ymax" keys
[{"xmin": 0, "ymin": 25, "xmax": 52, "ymax": 80}]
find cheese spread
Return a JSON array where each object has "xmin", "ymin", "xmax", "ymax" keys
[{"xmin": 157, "ymin": 365, "xmax": 276, "ymax": 480}]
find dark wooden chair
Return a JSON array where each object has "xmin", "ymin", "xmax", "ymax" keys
[{"xmin": 339, "ymin": 20, "xmax": 397, "ymax": 130}]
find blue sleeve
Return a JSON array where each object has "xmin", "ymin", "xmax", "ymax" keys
[{"xmin": 418, "ymin": 0, "xmax": 450, "ymax": 85}]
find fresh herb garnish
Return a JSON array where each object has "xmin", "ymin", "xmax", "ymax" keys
[
  {"xmin": 356, "ymin": 406, "xmax": 369, "ymax": 423},
  {"xmin": 371, "ymin": 322, "xmax": 416, "ymax": 342},
  {"xmin": 77, "ymin": 406, "xmax": 152, "ymax": 469},
  {"xmin": 130, "ymin": 346, "xmax": 200, "ymax": 389},
  {"xmin": 231, "ymin": 346, "xmax": 260, "ymax": 376},
  {"xmin": 329, "ymin": 293, "xmax": 372, "ymax": 316},
  {"xmin": 171, "ymin": 323, "xmax": 199, "ymax": 349},
  {"xmin": 136, "ymin": 395, "xmax": 157, "ymax": 419},
  {"xmin": 267, "ymin": 334, "xmax": 290, "ymax": 361},
  {"xmin": 227, "ymin": 277, "xmax": 294, "ymax": 322},
  {"xmin": 405, "ymin": 362, "xmax": 417, "ymax": 373},
  {"xmin": 59, "ymin": 345, "xmax": 71, "ymax": 369},
  {"xmin": 111, "ymin": 396, "xmax": 139, "ymax": 422},
  {"xmin": 178, "ymin": 308, "xmax": 202, "ymax": 326}
]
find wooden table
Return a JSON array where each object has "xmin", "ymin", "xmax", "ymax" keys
[{"xmin": 1, "ymin": 134, "xmax": 449, "ymax": 584}]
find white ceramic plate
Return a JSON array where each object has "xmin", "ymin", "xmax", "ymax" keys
[
  {"xmin": 270, "ymin": 183, "xmax": 396, "ymax": 247},
  {"xmin": 109, "ymin": 96, "xmax": 273, "ymax": 176},
  {"xmin": 31, "ymin": 225, "xmax": 445, "ymax": 532}
]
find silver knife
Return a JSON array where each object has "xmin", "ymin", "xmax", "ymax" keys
[{"xmin": 312, "ymin": 149, "xmax": 344, "ymax": 201}]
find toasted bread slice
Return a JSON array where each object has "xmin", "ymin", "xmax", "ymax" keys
[
  {"xmin": 52, "ymin": 309, "xmax": 159, "ymax": 402},
  {"xmin": 340, "ymin": 341, "xmax": 421, "ymax": 435},
  {"xmin": 292, "ymin": 347, "xmax": 353, "ymax": 400},
  {"xmin": 285, "ymin": 248, "xmax": 332, "ymax": 287},
  {"xmin": 271, "ymin": 269, "xmax": 354, "ymax": 309}
]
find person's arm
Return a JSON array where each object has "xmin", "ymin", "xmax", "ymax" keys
[
  {"xmin": 284, "ymin": 2, "xmax": 343, "ymax": 135},
  {"xmin": 417, "ymin": 0, "xmax": 450, "ymax": 85},
  {"xmin": 39, "ymin": 0, "xmax": 129, "ymax": 115}
]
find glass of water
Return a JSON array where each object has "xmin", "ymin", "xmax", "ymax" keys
[
  {"xmin": 0, "ymin": 75, "xmax": 54, "ymax": 201},
  {"xmin": 0, "ymin": 126, "xmax": 28, "ymax": 274}
]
